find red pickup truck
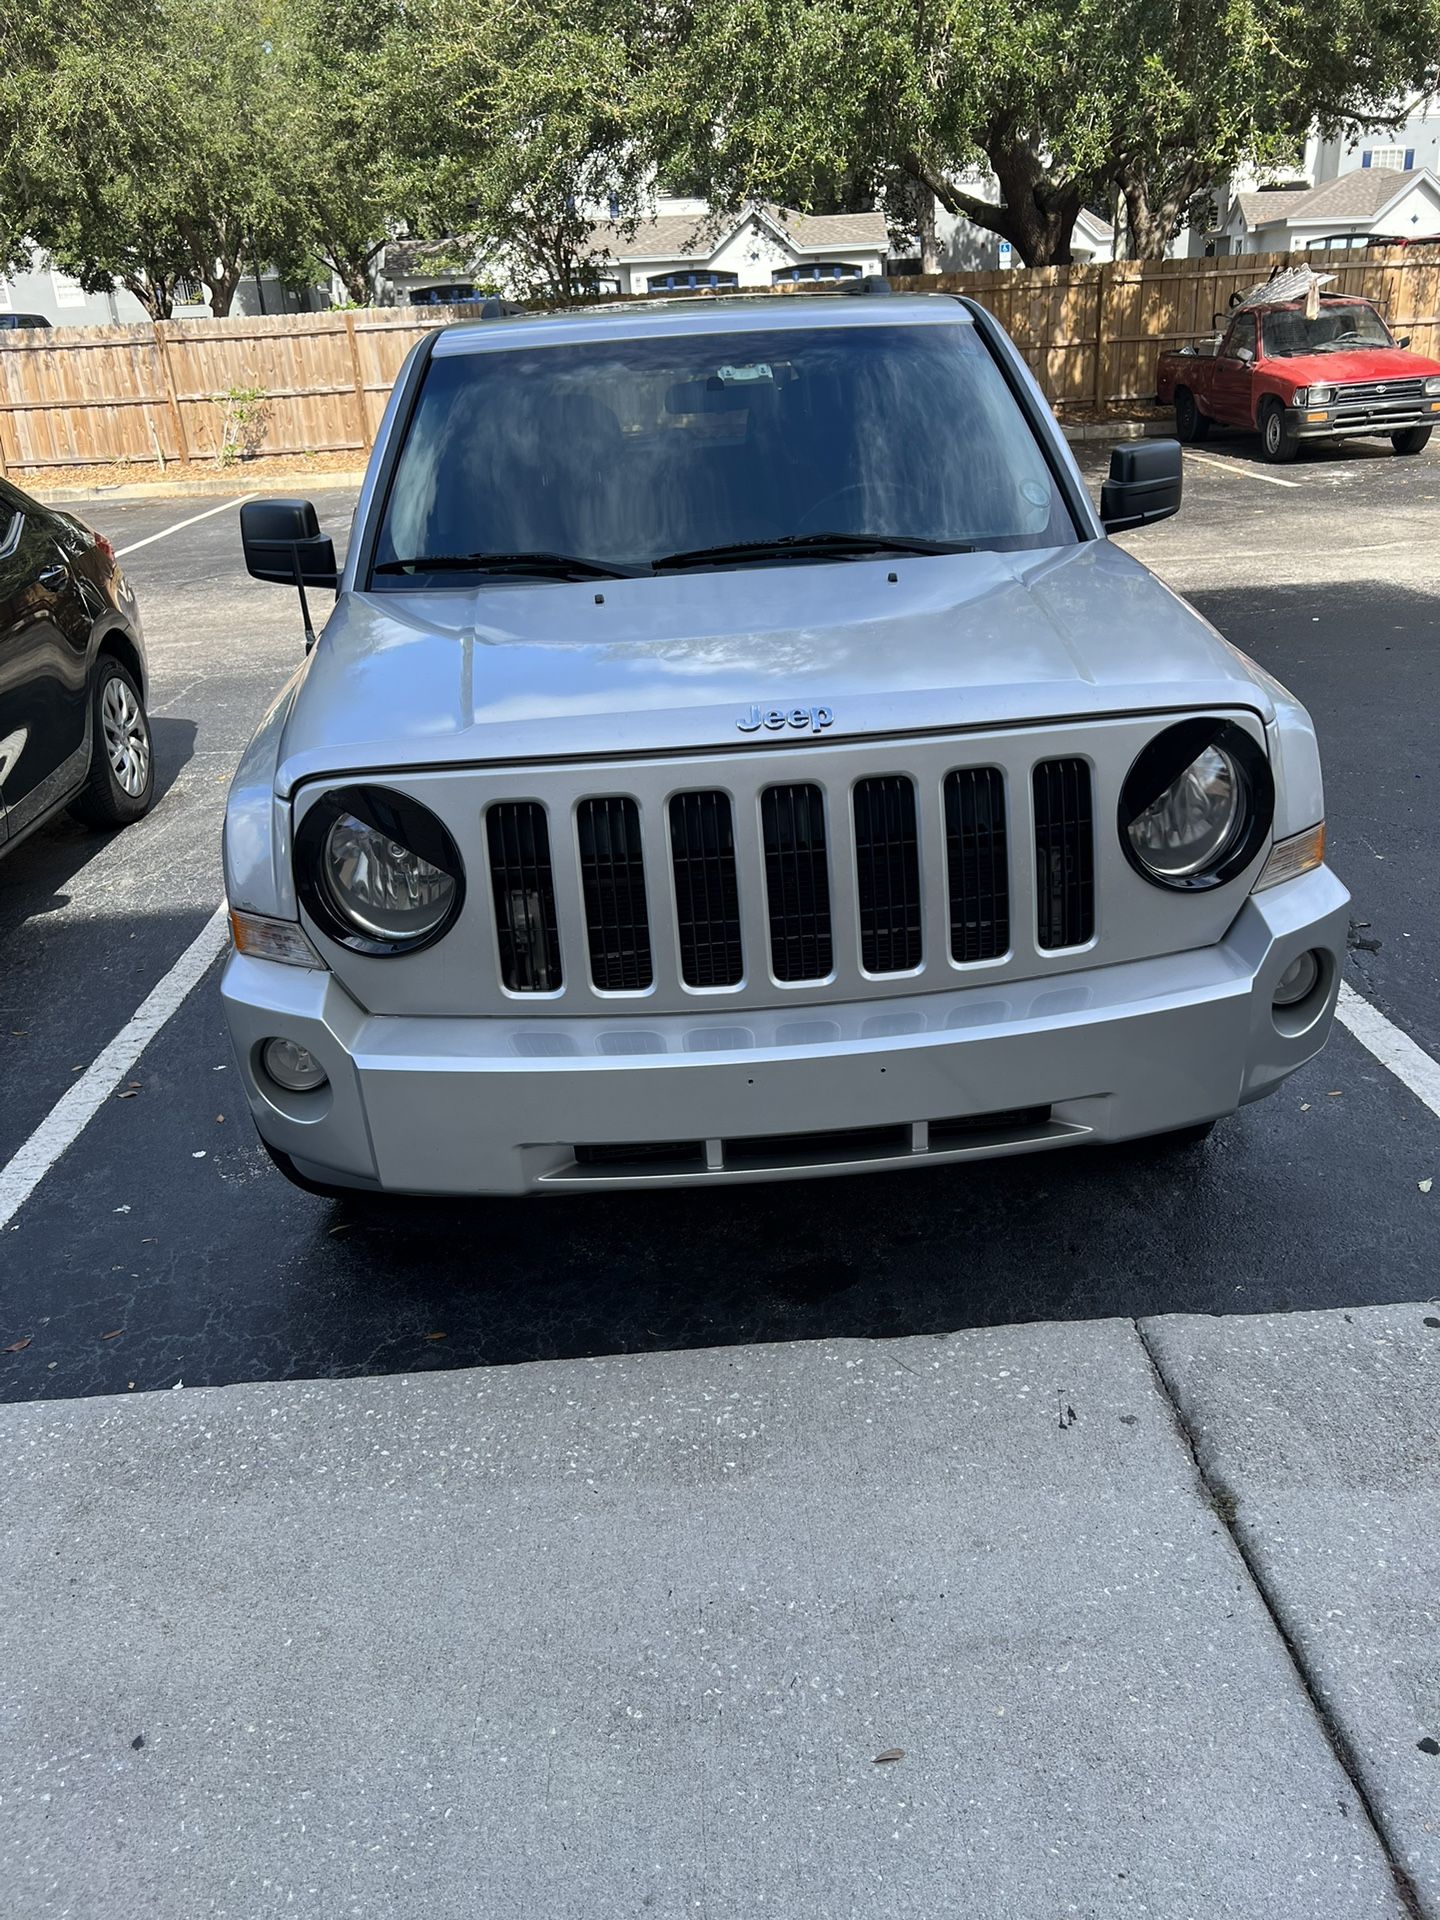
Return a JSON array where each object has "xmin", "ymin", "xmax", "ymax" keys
[{"xmin": 1156, "ymin": 293, "xmax": 1440, "ymax": 463}]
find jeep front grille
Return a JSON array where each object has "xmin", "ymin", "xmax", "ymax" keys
[
  {"xmin": 853, "ymin": 776, "xmax": 922, "ymax": 973},
  {"xmin": 669, "ymin": 790, "xmax": 744, "ymax": 988},
  {"xmin": 576, "ymin": 797, "xmax": 653, "ymax": 991},
  {"xmin": 487, "ymin": 801, "xmax": 563, "ymax": 991},
  {"xmin": 1033, "ymin": 758, "xmax": 1095, "ymax": 950},
  {"xmin": 761, "ymin": 783, "xmax": 834, "ymax": 982},
  {"xmin": 303, "ymin": 715, "xmax": 1263, "ymax": 1018},
  {"xmin": 944, "ymin": 767, "xmax": 1009, "ymax": 962}
]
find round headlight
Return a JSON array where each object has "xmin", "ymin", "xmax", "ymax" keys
[
  {"xmin": 323, "ymin": 811, "xmax": 456, "ymax": 942},
  {"xmin": 1127, "ymin": 744, "xmax": 1243, "ymax": 879},
  {"xmin": 1119, "ymin": 720, "xmax": 1274, "ymax": 891},
  {"xmin": 296, "ymin": 785, "xmax": 465, "ymax": 954}
]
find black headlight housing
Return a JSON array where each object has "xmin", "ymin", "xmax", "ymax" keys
[
  {"xmin": 1118, "ymin": 719, "xmax": 1274, "ymax": 891},
  {"xmin": 295, "ymin": 784, "xmax": 466, "ymax": 955}
]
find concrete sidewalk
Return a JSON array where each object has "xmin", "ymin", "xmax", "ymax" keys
[{"xmin": 2, "ymin": 1307, "xmax": 1434, "ymax": 1919}]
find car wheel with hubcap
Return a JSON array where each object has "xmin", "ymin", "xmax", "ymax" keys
[
  {"xmin": 1391, "ymin": 425, "xmax": 1433, "ymax": 456},
  {"xmin": 68, "ymin": 656, "xmax": 155, "ymax": 827},
  {"xmin": 1259, "ymin": 400, "xmax": 1298, "ymax": 465},
  {"xmin": 1174, "ymin": 388, "xmax": 1210, "ymax": 442}
]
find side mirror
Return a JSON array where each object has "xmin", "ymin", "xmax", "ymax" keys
[
  {"xmin": 241, "ymin": 498, "xmax": 337, "ymax": 652},
  {"xmin": 1101, "ymin": 439, "xmax": 1183, "ymax": 534},
  {"xmin": 1398, "ymin": 335, "xmax": 1412, "ymax": 348},
  {"xmin": 1234, "ymin": 345, "xmax": 1255, "ymax": 364},
  {"xmin": 241, "ymin": 498, "xmax": 337, "ymax": 588}
]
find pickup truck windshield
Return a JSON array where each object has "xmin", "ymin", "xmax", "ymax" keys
[
  {"xmin": 370, "ymin": 322, "xmax": 1076, "ymax": 583},
  {"xmin": 1264, "ymin": 303, "xmax": 1394, "ymax": 356}
]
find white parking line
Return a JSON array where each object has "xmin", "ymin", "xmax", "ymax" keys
[
  {"xmin": 1185, "ymin": 452, "xmax": 1302, "ymax": 489},
  {"xmin": 0, "ymin": 905, "xmax": 230, "ymax": 1232},
  {"xmin": 115, "ymin": 496, "xmax": 255, "ymax": 558},
  {"xmin": 1335, "ymin": 983, "xmax": 1440, "ymax": 1123}
]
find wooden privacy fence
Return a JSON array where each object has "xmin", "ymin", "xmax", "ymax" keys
[
  {"xmin": 0, "ymin": 306, "xmax": 471, "ymax": 476},
  {"xmin": 2, "ymin": 248, "xmax": 1439, "ymax": 473},
  {"xmin": 893, "ymin": 246, "xmax": 1440, "ymax": 408}
]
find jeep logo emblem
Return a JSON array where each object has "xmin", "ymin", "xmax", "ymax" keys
[{"xmin": 737, "ymin": 703, "xmax": 835, "ymax": 735}]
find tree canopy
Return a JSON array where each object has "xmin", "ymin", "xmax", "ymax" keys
[{"xmin": 2, "ymin": 0, "xmax": 1438, "ymax": 309}]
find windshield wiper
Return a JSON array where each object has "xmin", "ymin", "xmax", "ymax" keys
[
  {"xmin": 373, "ymin": 549, "xmax": 642, "ymax": 580},
  {"xmin": 652, "ymin": 532, "xmax": 977, "ymax": 571}
]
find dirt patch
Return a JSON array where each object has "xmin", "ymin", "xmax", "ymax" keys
[
  {"xmin": 10, "ymin": 449, "xmax": 364, "ymax": 494},
  {"xmin": 1055, "ymin": 400, "xmax": 1170, "ymax": 426}
]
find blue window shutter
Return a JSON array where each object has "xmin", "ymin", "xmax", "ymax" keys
[
  {"xmin": 1362, "ymin": 151, "xmax": 1371, "ymax": 168},
  {"xmin": 1404, "ymin": 148, "xmax": 1415, "ymax": 170}
]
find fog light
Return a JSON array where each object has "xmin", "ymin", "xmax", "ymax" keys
[
  {"xmin": 1273, "ymin": 951, "xmax": 1321, "ymax": 1008},
  {"xmin": 261, "ymin": 1037, "xmax": 329, "ymax": 1092}
]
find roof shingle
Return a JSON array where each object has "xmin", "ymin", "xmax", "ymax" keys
[{"xmin": 1236, "ymin": 167, "xmax": 1433, "ymax": 232}]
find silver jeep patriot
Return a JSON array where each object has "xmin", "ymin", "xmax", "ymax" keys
[{"xmin": 223, "ymin": 292, "xmax": 1348, "ymax": 1196}]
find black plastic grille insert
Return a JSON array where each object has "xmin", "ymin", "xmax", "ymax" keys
[
  {"xmin": 1032, "ymin": 758, "xmax": 1095, "ymax": 950},
  {"xmin": 761, "ymin": 783, "xmax": 833, "ymax": 981},
  {"xmin": 853, "ymin": 776, "xmax": 922, "ymax": 973},
  {"xmin": 487, "ymin": 802, "xmax": 563, "ymax": 991},
  {"xmin": 577, "ymin": 797, "xmax": 652, "ymax": 990},
  {"xmin": 944, "ymin": 767, "xmax": 1010, "ymax": 962},
  {"xmin": 669, "ymin": 791, "xmax": 744, "ymax": 987}
]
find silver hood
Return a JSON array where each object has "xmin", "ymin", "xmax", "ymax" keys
[{"xmin": 271, "ymin": 539, "xmax": 1274, "ymax": 794}]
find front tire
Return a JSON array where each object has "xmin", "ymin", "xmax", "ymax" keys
[
  {"xmin": 1174, "ymin": 388, "xmax": 1210, "ymax": 442},
  {"xmin": 1259, "ymin": 400, "xmax": 1298, "ymax": 465},
  {"xmin": 68, "ymin": 656, "xmax": 154, "ymax": 827},
  {"xmin": 1391, "ymin": 425, "xmax": 1432, "ymax": 456}
]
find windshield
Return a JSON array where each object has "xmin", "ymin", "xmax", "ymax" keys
[
  {"xmin": 369, "ymin": 321, "xmax": 1076, "ymax": 583},
  {"xmin": 1263, "ymin": 303, "xmax": 1394, "ymax": 356}
]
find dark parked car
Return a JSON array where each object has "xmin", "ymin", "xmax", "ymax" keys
[
  {"xmin": 0, "ymin": 478, "xmax": 152, "ymax": 856},
  {"xmin": 0, "ymin": 314, "xmax": 51, "ymax": 331}
]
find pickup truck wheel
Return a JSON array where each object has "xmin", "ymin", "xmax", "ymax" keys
[
  {"xmin": 1174, "ymin": 388, "xmax": 1209, "ymax": 442},
  {"xmin": 1391, "ymin": 425, "xmax": 1433, "ymax": 456},
  {"xmin": 1259, "ymin": 399, "xmax": 1299, "ymax": 464}
]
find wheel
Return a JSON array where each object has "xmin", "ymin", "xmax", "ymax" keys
[
  {"xmin": 1391, "ymin": 425, "xmax": 1432, "ymax": 456},
  {"xmin": 1174, "ymin": 388, "xmax": 1210, "ymax": 443},
  {"xmin": 1259, "ymin": 399, "xmax": 1298, "ymax": 465},
  {"xmin": 68, "ymin": 656, "xmax": 154, "ymax": 827}
]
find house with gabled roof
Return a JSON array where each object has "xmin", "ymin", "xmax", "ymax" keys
[
  {"xmin": 1220, "ymin": 166, "xmax": 1440, "ymax": 254},
  {"xmin": 582, "ymin": 201, "xmax": 890, "ymax": 294}
]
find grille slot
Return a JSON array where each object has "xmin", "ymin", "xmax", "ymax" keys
[
  {"xmin": 944, "ymin": 768, "xmax": 1010, "ymax": 962},
  {"xmin": 853, "ymin": 776, "xmax": 922, "ymax": 973},
  {"xmin": 576, "ymin": 797, "xmax": 652, "ymax": 990},
  {"xmin": 761, "ymin": 783, "xmax": 833, "ymax": 981},
  {"xmin": 669, "ymin": 791, "xmax": 744, "ymax": 987},
  {"xmin": 1033, "ymin": 759, "xmax": 1095, "ymax": 950},
  {"xmin": 487, "ymin": 802, "xmax": 563, "ymax": 991}
]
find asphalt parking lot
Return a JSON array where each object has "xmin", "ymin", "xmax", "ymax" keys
[{"xmin": 3, "ymin": 436, "xmax": 1439, "ymax": 1403}]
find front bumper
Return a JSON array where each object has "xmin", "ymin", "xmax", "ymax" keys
[
  {"xmin": 221, "ymin": 865, "xmax": 1350, "ymax": 1196},
  {"xmin": 1287, "ymin": 396, "xmax": 1440, "ymax": 440}
]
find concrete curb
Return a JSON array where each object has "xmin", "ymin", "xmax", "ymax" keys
[
  {"xmin": 1062, "ymin": 419, "xmax": 1173, "ymax": 443},
  {"xmin": 30, "ymin": 471, "xmax": 368, "ymax": 505}
]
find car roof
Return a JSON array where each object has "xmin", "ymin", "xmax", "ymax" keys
[{"xmin": 429, "ymin": 291, "xmax": 969, "ymax": 358}]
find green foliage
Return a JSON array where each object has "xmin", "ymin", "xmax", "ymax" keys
[
  {"xmin": 212, "ymin": 384, "xmax": 270, "ymax": 462},
  {"xmin": 3, "ymin": 0, "xmax": 1438, "ymax": 304}
]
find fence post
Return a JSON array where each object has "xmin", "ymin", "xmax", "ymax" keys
[
  {"xmin": 0, "ymin": 405, "xmax": 8, "ymax": 479},
  {"xmin": 343, "ymin": 313, "xmax": 371, "ymax": 451},
  {"xmin": 1092, "ymin": 262, "xmax": 1114, "ymax": 409},
  {"xmin": 153, "ymin": 321, "xmax": 191, "ymax": 464}
]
